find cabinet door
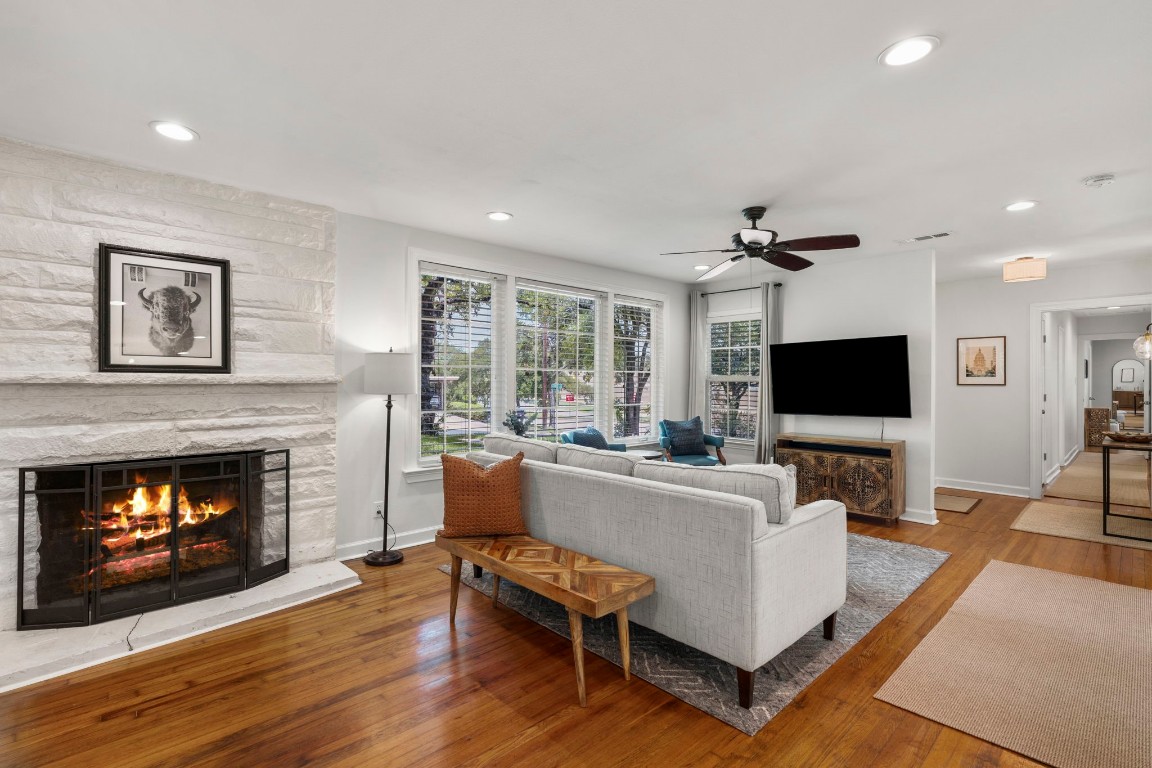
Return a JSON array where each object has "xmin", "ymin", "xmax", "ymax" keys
[
  {"xmin": 778, "ymin": 449, "xmax": 836, "ymax": 504},
  {"xmin": 830, "ymin": 455, "xmax": 893, "ymax": 518}
]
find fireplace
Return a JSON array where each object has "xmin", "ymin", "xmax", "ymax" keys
[{"xmin": 17, "ymin": 450, "xmax": 289, "ymax": 630}]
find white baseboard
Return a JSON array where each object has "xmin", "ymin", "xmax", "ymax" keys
[
  {"xmin": 1062, "ymin": 446, "xmax": 1080, "ymax": 467},
  {"xmin": 899, "ymin": 507, "xmax": 938, "ymax": 526},
  {"xmin": 935, "ymin": 477, "xmax": 1033, "ymax": 499},
  {"xmin": 1044, "ymin": 464, "xmax": 1061, "ymax": 485},
  {"xmin": 337, "ymin": 525, "xmax": 440, "ymax": 562}
]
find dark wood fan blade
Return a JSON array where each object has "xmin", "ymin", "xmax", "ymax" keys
[
  {"xmin": 766, "ymin": 252, "xmax": 814, "ymax": 271},
  {"xmin": 659, "ymin": 248, "xmax": 742, "ymax": 256},
  {"xmin": 774, "ymin": 234, "xmax": 860, "ymax": 252}
]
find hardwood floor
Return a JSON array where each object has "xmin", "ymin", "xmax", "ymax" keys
[{"xmin": 4, "ymin": 492, "xmax": 1150, "ymax": 767}]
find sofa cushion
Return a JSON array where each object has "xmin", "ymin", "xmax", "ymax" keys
[
  {"xmin": 439, "ymin": 452, "xmax": 528, "ymax": 537},
  {"xmin": 662, "ymin": 417, "xmax": 708, "ymax": 456},
  {"xmin": 482, "ymin": 433, "xmax": 558, "ymax": 463},
  {"xmin": 633, "ymin": 461, "xmax": 795, "ymax": 525},
  {"xmin": 556, "ymin": 444, "xmax": 645, "ymax": 476},
  {"xmin": 569, "ymin": 426, "xmax": 610, "ymax": 450}
]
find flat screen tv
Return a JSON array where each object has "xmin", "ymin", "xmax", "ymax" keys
[{"xmin": 769, "ymin": 335, "xmax": 912, "ymax": 418}]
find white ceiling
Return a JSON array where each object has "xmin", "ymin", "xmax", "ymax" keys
[{"xmin": 1, "ymin": 1, "xmax": 1149, "ymax": 284}]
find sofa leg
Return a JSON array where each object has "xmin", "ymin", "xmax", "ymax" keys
[
  {"xmin": 472, "ymin": 564, "xmax": 483, "ymax": 579},
  {"xmin": 823, "ymin": 611, "xmax": 837, "ymax": 641},
  {"xmin": 737, "ymin": 667, "xmax": 754, "ymax": 709}
]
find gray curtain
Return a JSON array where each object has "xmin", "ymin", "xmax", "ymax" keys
[
  {"xmin": 687, "ymin": 289, "xmax": 709, "ymax": 417},
  {"xmin": 755, "ymin": 283, "xmax": 782, "ymax": 464}
]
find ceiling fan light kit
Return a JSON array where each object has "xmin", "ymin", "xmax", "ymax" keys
[
  {"xmin": 1002, "ymin": 256, "xmax": 1047, "ymax": 283},
  {"xmin": 663, "ymin": 205, "xmax": 861, "ymax": 281}
]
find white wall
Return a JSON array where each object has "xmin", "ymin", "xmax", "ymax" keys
[
  {"xmin": 707, "ymin": 251, "xmax": 937, "ymax": 523},
  {"xmin": 1092, "ymin": 339, "xmax": 1140, "ymax": 404},
  {"xmin": 936, "ymin": 257, "xmax": 1152, "ymax": 497},
  {"xmin": 334, "ymin": 212, "xmax": 690, "ymax": 559}
]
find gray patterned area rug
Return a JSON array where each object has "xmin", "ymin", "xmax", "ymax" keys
[{"xmin": 441, "ymin": 533, "xmax": 948, "ymax": 735}]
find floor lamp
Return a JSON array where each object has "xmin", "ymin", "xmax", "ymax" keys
[{"xmin": 364, "ymin": 349, "xmax": 417, "ymax": 566}]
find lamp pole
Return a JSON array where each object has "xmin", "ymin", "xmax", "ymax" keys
[{"xmin": 363, "ymin": 350, "xmax": 417, "ymax": 567}]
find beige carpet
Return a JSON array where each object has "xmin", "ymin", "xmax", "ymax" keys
[
  {"xmin": 1011, "ymin": 501, "xmax": 1152, "ymax": 550},
  {"xmin": 876, "ymin": 560, "xmax": 1152, "ymax": 768},
  {"xmin": 1045, "ymin": 451, "xmax": 1150, "ymax": 508},
  {"xmin": 934, "ymin": 493, "xmax": 979, "ymax": 514}
]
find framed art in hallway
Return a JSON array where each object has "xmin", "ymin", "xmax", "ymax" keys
[
  {"xmin": 98, "ymin": 244, "xmax": 231, "ymax": 373},
  {"xmin": 957, "ymin": 336, "xmax": 1005, "ymax": 386}
]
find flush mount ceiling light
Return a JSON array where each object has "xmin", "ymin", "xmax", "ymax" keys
[
  {"xmin": 1004, "ymin": 200, "xmax": 1038, "ymax": 212},
  {"xmin": 694, "ymin": 264, "xmax": 710, "ymax": 271},
  {"xmin": 486, "ymin": 211, "xmax": 513, "ymax": 221},
  {"xmin": 878, "ymin": 35, "xmax": 941, "ymax": 66},
  {"xmin": 1134, "ymin": 324, "xmax": 1152, "ymax": 359},
  {"xmin": 1003, "ymin": 256, "xmax": 1047, "ymax": 283},
  {"xmin": 150, "ymin": 121, "xmax": 198, "ymax": 141}
]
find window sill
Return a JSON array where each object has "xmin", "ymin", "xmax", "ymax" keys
[{"xmin": 403, "ymin": 465, "xmax": 443, "ymax": 484}]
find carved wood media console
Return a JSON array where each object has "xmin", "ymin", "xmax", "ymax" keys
[{"xmin": 775, "ymin": 433, "xmax": 906, "ymax": 525}]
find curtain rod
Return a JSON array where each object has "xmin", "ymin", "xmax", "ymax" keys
[{"xmin": 700, "ymin": 283, "xmax": 782, "ymax": 297}]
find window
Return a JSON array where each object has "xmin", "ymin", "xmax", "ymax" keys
[
  {"xmin": 418, "ymin": 269, "xmax": 498, "ymax": 460},
  {"xmin": 707, "ymin": 318, "xmax": 761, "ymax": 440},
  {"xmin": 613, "ymin": 299, "xmax": 660, "ymax": 439},
  {"xmin": 413, "ymin": 256, "xmax": 665, "ymax": 463},
  {"xmin": 514, "ymin": 284, "xmax": 598, "ymax": 441}
]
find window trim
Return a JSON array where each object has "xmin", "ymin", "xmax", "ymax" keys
[{"xmin": 705, "ymin": 312, "xmax": 762, "ymax": 445}]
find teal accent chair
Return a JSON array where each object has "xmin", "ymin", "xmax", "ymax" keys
[
  {"xmin": 560, "ymin": 427, "xmax": 626, "ymax": 451},
  {"xmin": 658, "ymin": 418, "xmax": 726, "ymax": 466}
]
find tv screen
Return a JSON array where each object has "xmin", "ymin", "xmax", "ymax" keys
[{"xmin": 769, "ymin": 335, "xmax": 912, "ymax": 418}]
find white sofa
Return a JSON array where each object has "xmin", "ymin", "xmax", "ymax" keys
[{"xmin": 470, "ymin": 434, "xmax": 847, "ymax": 707}]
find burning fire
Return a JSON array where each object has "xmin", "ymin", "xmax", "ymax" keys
[{"xmin": 97, "ymin": 477, "xmax": 231, "ymax": 549}]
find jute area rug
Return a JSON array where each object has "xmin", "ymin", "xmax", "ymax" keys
[
  {"xmin": 876, "ymin": 560, "xmax": 1152, "ymax": 768},
  {"xmin": 441, "ymin": 533, "xmax": 948, "ymax": 735},
  {"xmin": 1045, "ymin": 451, "xmax": 1150, "ymax": 508},
  {"xmin": 1011, "ymin": 501, "xmax": 1152, "ymax": 550}
]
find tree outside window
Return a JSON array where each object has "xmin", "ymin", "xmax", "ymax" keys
[{"xmin": 613, "ymin": 302, "xmax": 654, "ymax": 438}]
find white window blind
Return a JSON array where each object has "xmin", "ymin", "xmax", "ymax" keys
[
  {"xmin": 417, "ymin": 262, "xmax": 506, "ymax": 461},
  {"xmin": 611, "ymin": 296, "xmax": 663, "ymax": 440},
  {"xmin": 707, "ymin": 317, "xmax": 760, "ymax": 440}
]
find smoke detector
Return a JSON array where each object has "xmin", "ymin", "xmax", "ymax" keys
[{"xmin": 1082, "ymin": 174, "xmax": 1115, "ymax": 188}]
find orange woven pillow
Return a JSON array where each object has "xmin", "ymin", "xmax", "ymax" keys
[{"xmin": 439, "ymin": 452, "xmax": 527, "ymax": 537}]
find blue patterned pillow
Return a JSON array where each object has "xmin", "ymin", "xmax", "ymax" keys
[
  {"xmin": 570, "ymin": 426, "xmax": 610, "ymax": 450},
  {"xmin": 663, "ymin": 417, "xmax": 707, "ymax": 456}
]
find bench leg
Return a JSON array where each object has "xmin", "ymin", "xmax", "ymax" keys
[
  {"xmin": 449, "ymin": 555, "xmax": 462, "ymax": 626},
  {"xmin": 737, "ymin": 667, "xmax": 754, "ymax": 709},
  {"xmin": 491, "ymin": 574, "xmax": 501, "ymax": 608},
  {"xmin": 568, "ymin": 609, "xmax": 587, "ymax": 707},
  {"xmin": 616, "ymin": 608, "xmax": 631, "ymax": 681},
  {"xmin": 472, "ymin": 564, "xmax": 483, "ymax": 579},
  {"xmin": 823, "ymin": 611, "xmax": 837, "ymax": 641}
]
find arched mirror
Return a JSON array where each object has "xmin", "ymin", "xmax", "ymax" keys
[{"xmin": 1113, "ymin": 359, "xmax": 1146, "ymax": 390}]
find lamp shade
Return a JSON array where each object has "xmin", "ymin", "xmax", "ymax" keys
[
  {"xmin": 1003, "ymin": 257, "xmax": 1047, "ymax": 283},
  {"xmin": 364, "ymin": 352, "xmax": 418, "ymax": 395}
]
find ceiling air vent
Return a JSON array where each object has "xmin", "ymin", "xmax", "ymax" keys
[{"xmin": 896, "ymin": 231, "xmax": 952, "ymax": 245}]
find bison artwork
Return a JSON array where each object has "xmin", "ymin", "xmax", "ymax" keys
[{"xmin": 138, "ymin": 285, "xmax": 202, "ymax": 355}]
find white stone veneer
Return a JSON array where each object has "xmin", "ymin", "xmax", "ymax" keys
[{"xmin": 0, "ymin": 137, "xmax": 347, "ymax": 642}]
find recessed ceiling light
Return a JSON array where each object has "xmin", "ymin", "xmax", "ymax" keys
[
  {"xmin": 878, "ymin": 36, "xmax": 940, "ymax": 66},
  {"xmin": 1106, "ymin": 306, "xmax": 1122, "ymax": 310},
  {"xmin": 1004, "ymin": 200, "xmax": 1037, "ymax": 212},
  {"xmin": 694, "ymin": 265, "xmax": 710, "ymax": 271},
  {"xmin": 486, "ymin": 211, "xmax": 513, "ymax": 221},
  {"xmin": 150, "ymin": 121, "xmax": 198, "ymax": 141}
]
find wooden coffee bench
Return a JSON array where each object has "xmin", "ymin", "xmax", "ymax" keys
[{"xmin": 435, "ymin": 534, "xmax": 655, "ymax": 707}]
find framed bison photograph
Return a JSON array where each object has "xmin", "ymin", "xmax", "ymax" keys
[{"xmin": 98, "ymin": 244, "xmax": 231, "ymax": 373}]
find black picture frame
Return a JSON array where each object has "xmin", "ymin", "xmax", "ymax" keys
[{"xmin": 98, "ymin": 244, "xmax": 231, "ymax": 373}]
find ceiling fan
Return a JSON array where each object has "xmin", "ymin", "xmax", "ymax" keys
[{"xmin": 662, "ymin": 206, "xmax": 861, "ymax": 281}]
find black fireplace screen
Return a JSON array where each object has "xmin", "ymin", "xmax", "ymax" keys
[{"xmin": 17, "ymin": 450, "xmax": 289, "ymax": 630}]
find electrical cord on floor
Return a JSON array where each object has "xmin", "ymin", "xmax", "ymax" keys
[{"xmin": 125, "ymin": 612, "xmax": 144, "ymax": 651}]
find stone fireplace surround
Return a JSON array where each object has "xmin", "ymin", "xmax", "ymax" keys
[{"xmin": 0, "ymin": 138, "xmax": 359, "ymax": 690}]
